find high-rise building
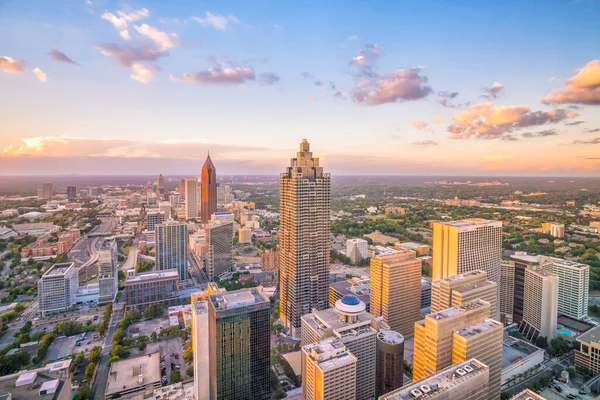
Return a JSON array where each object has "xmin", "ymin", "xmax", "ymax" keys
[
  {"xmin": 201, "ymin": 154, "xmax": 217, "ymax": 224},
  {"xmin": 302, "ymin": 338, "xmax": 357, "ymax": 400},
  {"xmin": 158, "ymin": 201, "xmax": 172, "ymax": 217},
  {"xmin": 67, "ymin": 186, "xmax": 77, "ymax": 200},
  {"xmin": 370, "ymin": 249, "xmax": 422, "ymax": 339},
  {"xmin": 124, "ymin": 269, "xmax": 179, "ymax": 310},
  {"xmin": 543, "ymin": 222, "xmax": 565, "ymax": 238},
  {"xmin": 301, "ymin": 294, "xmax": 387, "ymax": 400},
  {"xmin": 42, "ymin": 182, "xmax": 53, "ymax": 199},
  {"xmin": 155, "ymin": 221, "xmax": 188, "ymax": 282},
  {"xmin": 380, "ymin": 359, "xmax": 490, "ymax": 400},
  {"xmin": 431, "ymin": 270, "xmax": 497, "ymax": 319},
  {"xmin": 179, "ymin": 178, "xmax": 185, "ymax": 198},
  {"xmin": 280, "ymin": 139, "xmax": 331, "ymax": 337},
  {"xmin": 38, "ymin": 262, "xmax": 78, "ymax": 317},
  {"xmin": 432, "ymin": 219, "xmax": 502, "ymax": 318},
  {"xmin": 184, "ymin": 177, "xmax": 199, "ymax": 221},
  {"xmin": 499, "ymin": 253, "xmax": 542, "ymax": 325},
  {"xmin": 543, "ymin": 257, "xmax": 589, "ymax": 320},
  {"xmin": 146, "ymin": 211, "xmax": 165, "ymax": 232},
  {"xmin": 520, "ymin": 268, "xmax": 558, "ymax": 341},
  {"xmin": 452, "ymin": 319, "xmax": 504, "ymax": 399},
  {"xmin": 347, "ymin": 238, "xmax": 368, "ymax": 264},
  {"xmin": 376, "ymin": 330, "xmax": 404, "ymax": 397},
  {"xmin": 413, "ymin": 299, "xmax": 491, "ymax": 380},
  {"xmin": 157, "ymin": 173, "xmax": 165, "ymax": 190},
  {"xmin": 207, "ymin": 288, "xmax": 270, "ymax": 400},
  {"xmin": 205, "ymin": 220, "xmax": 233, "ymax": 280},
  {"xmin": 98, "ymin": 240, "xmax": 118, "ymax": 304},
  {"xmin": 191, "ymin": 301, "xmax": 209, "ymax": 400},
  {"xmin": 421, "ymin": 279, "xmax": 432, "ymax": 309},
  {"xmin": 238, "ymin": 226, "xmax": 252, "ymax": 244},
  {"xmin": 574, "ymin": 325, "xmax": 600, "ymax": 375}
]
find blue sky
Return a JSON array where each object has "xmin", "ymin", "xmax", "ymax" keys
[{"xmin": 1, "ymin": 0, "xmax": 599, "ymax": 176}]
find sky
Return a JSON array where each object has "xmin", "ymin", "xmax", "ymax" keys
[{"xmin": 1, "ymin": 0, "xmax": 600, "ymax": 176}]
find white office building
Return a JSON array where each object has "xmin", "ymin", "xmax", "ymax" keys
[
  {"xmin": 346, "ymin": 238, "xmax": 368, "ymax": 264},
  {"xmin": 98, "ymin": 240, "xmax": 118, "ymax": 304},
  {"xmin": 544, "ymin": 257, "xmax": 589, "ymax": 320},
  {"xmin": 192, "ymin": 301, "xmax": 209, "ymax": 400},
  {"xmin": 184, "ymin": 177, "xmax": 199, "ymax": 221},
  {"xmin": 38, "ymin": 262, "xmax": 78, "ymax": 317}
]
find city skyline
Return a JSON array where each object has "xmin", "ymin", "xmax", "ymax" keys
[{"xmin": 1, "ymin": 1, "xmax": 600, "ymax": 177}]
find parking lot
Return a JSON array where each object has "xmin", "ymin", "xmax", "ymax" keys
[
  {"xmin": 128, "ymin": 317, "xmax": 170, "ymax": 337},
  {"xmin": 44, "ymin": 334, "xmax": 103, "ymax": 361},
  {"xmin": 144, "ymin": 337, "xmax": 187, "ymax": 385}
]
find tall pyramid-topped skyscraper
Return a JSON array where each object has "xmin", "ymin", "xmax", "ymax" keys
[{"xmin": 201, "ymin": 153, "xmax": 217, "ymax": 224}]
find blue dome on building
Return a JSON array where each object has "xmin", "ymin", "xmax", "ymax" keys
[{"xmin": 341, "ymin": 294, "xmax": 360, "ymax": 306}]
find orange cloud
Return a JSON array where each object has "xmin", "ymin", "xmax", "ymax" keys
[
  {"xmin": 543, "ymin": 59, "xmax": 600, "ymax": 105},
  {"xmin": 0, "ymin": 56, "xmax": 25, "ymax": 73},
  {"xmin": 412, "ymin": 119, "xmax": 428, "ymax": 130}
]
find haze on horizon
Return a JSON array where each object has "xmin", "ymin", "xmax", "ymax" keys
[{"xmin": 1, "ymin": 1, "xmax": 599, "ymax": 177}]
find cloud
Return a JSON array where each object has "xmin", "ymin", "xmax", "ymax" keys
[
  {"xmin": 0, "ymin": 56, "xmax": 25, "ymax": 73},
  {"xmin": 192, "ymin": 12, "xmax": 239, "ymax": 31},
  {"xmin": 307, "ymin": 96, "xmax": 316, "ymax": 102},
  {"xmin": 101, "ymin": 8, "xmax": 149, "ymax": 40},
  {"xmin": 32, "ymin": 67, "xmax": 47, "ymax": 82},
  {"xmin": 447, "ymin": 101, "xmax": 575, "ymax": 140},
  {"xmin": 258, "ymin": 72, "xmax": 280, "ymax": 85},
  {"xmin": 96, "ymin": 43, "xmax": 167, "ymax": 83},
  {"xmin": 170, "ymin": 64, "xmax": 255, "ymax": 85},
  {"xmin": 480, "ymin": 82, "xmax": 504, "ymax": 99},
  {"xmin": 482, "ymin": 154, "xmax": 514, "ymax": 161},
  {"xmin": 412, "ymin": 140, "xmax": 438, "ymax": 146},
  {"xmin": 347, "ymin": 35, "xmax": 359, "ymax": 41},
  {"xmin": 543, "ymin": 60, "xmax": 600, "ymax": 105},
  {"xmin": 49, "ymin": 49, "xmax": 78, "ymax": 65},
  {"xmin": 573, "ymin": 137, "xmax": 600, "ymax": 144},
  {"xmin": 565, "ymin": 121, "xmax": 584, "ymax": 126},
  {"xmin": 432, "ymin": 116, "xmax": 443, "ymax": 124},
  {"xmin": 301, "ymin": 72, "xmax": 314, "ymax": 80},
  {"xmin": 521, "ymin": 129, "xmax": 558, "ymax": 138},
  {"xmin": 585, "ymin": 128, "xmax": 600, "ymax": 133},
  {"xmin": 134, "ymin": 24, "xmax": 178, "ymax": 51},
  {"xmin": 351, "ymin": 68, "xmax": 433, "ymax": 105},
  {"xmin": 412, "ymin": 119, "xmax": 428, "ymax": 131},
  {"xmin": 349, "ymin": 44, "xmax": 382, "ymax": 76},
  {"xmin": 437, "ymin": 91, "xmax": 459, "ymax": 108}
]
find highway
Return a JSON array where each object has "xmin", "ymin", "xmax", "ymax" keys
[{"xmin": 121, "ymin": 238, "xmax": 139, "ymax": 271}]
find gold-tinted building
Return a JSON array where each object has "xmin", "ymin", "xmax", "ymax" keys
[
  {"xmin": 574, "ymin": 325, "xmax": 600, "ymax": 374},
  {"xmin": 370, "ymin": 249, "xmax": 422, "ymax": 339},
  {"xmin": 201, "ymin": 154, "xmax": 217, "ymax": 224},
  {"xmin": 431, "ymin": 270, "xmax": 497, "ymax": 319}
]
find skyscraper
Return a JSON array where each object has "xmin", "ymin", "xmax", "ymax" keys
[
  {"xmin": 520, "ymin": 267, "xmax": 558, "ymax": 341},
  {"xmin": 370, "ymin": 249, "xmax": 422, "ymax": 339},
  {"xmin": 376, "ymin": 330, "xmax": 404, "ymax": 397},
  {"xmin": 98, "ymin": 240, "xmax": 118, "ymax": 304},
  {"xmin": 66, "ymin": 186, "xmax": 77, "ymax": 200},
  {"xmin": 431, "ymin": 270, "xmax": 498, "ymax": 319},
  {"xmin": 184, "ymin": 177, "xmax": 199, "ymax": 220},
  {"xmin": 146, "ymin": 211, "xmax": 165, "ymax": 232},
  {"xmin": 205, "ymin": 220, "xmax": 233, "ymax": 280},
  {"xmin": 432, "ymin": 218, "xmax": 502, "ymax": 318},
  {"xmin": 179, "ymin": 178, "xmax": 185, "ymax": 198},
  {"xmin": 201, "ymin": 153, "xmax": 217, "ymax": 224},
  {"xmin": 42, "ymin": 182, "xmax": 53, "ymax": 199},
  {"xmin": 155, "ymin": 220, "xmax": 188, "ymax": 282},
  {"xmin": 192, "ymin": 300, "xmax": 209, "ymax": 400},
  {"xmin": 208, "ymin": 288, "xmax": 271, "ymax": 400},
  {"xmin": 157, "ymin": 173, "xmax": 165, "ymax": 191},
  {"xmin": 280, "ymin": 139, "xmax": 331, "ymax": 337},
  {"xmin": 38, "ymin": 262, "xmax": 78, "ymax": 317},
  {"xmin": 499, "ymin": 253, "xmax": 541, "ymax": 325},
  {"xmin": 544, "ymin": 257, "xmax": 589, "ymax": 320},
  {"xmin": 347, "ymin": 238, "xmax": 368, "ymax": 264}
]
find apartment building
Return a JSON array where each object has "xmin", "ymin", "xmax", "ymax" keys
[{"xmin": 38, "ymin": 262, "xmax": 79, "ymax": 317}]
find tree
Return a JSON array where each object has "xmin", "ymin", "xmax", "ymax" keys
[
  {"xmin": 84, "ymin": 362, "xmax": 96, "ymax": 380},
  {"xmin": 112, "ymin": 328, "xmax": 126, "ymax": 344},
  {"xmin": 75, "ymin": 351, "xmax": 85, "ymax": 365},
  {"xmin": 89, "ymin": 346, "xmax": 102, "ymax": 363},
  {"xmin": 183, "ymin": 342, "xmax": 193, "ymax": 364},
  {"xmin": 138, "ymin": 342, "xmax": 147, "ymax": 352},
  {"xmin": 535, "ymin": 336, "xmax": 548, "ymax": 349},
  {"xmin": 567, "ymin": 366, "xmax": 576, "ymax": 379},
  {"xmin": 186, "ymin": 366, "xmax": 194, "ymax": 377},
  {"xmin": 73, "ymin": 387, "xmax": 92, "ymax": 400},
  {"xmin": 143, "ymin": 303, "xmax": 164, "ymax": 319},
  {"xmin": 170, "ymin": 370, "xmax": 183, "ymax": 383},
  {"xmin": 151, "ymin": 331, "xmax": 158, "ymax": 342}
]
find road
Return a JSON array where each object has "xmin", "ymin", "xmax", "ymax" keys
[
  {"xmin": 92, "ymin": 305, "xmax": 123, "ymax": 400},
  {"xmin": 188, "ymin": 251, "xmax": 208, "ymax": 287},
  {"xmin": 122, "ymin": 238, "xmax": 139, "ymax": 271},
  {"xmin": 0, "ymin": 299, "xmax": 38, "ymax": 346},
  {"xmin": 502, "ymin": 353, "xmax": 573, "ymax": 396}
]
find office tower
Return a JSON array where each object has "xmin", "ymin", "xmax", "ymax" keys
[
  {"xmin": 499, "ymin": 253, "xmax": 542, "ymax": 325},
  {"xmin": 280, "ymin": 139, "xmax": 331, "ymax": 337},
  {"xmin": 413, "ymin": 299, "xmax": 491, "ymax": 380},
  {"xmin": 376, "ymin": 330, "xmax": 404, "ymax": 397},
  {"xmin": 192, "ymin": 301, "xmax": 209, "ymax": 400},
  {"xmin": 431, "ymin": 270, "xmax": 497, "ymax": 319},
  {"xmin": 98, "ymin": 240, "xmax": 118, "ymax": 304},
  {"xmin": 301, "ymin": 294, "xmax": 386, "ymax": 400},
  {"xmin": 347, "ymin": 238, "xmax": 368, "ymax": 264},
  {"xmin": 238, "ymin": 226, "xmax": 252, "ymax": 244},
  {"xmin": 500, "ymin": 260, "xmax": 515, "ymax": 325},
  {"xmin": 370, "ymin": 249, "xmax": 422, "ymax": 339},
  {"xmin": 509, "ymin": 389, "xmax": 547, "ymax": 400},
  {"xmin": 184, "ymin": 177, "xmax": 199, "ymax": 220},
  {"xmin": 379, "ymin": 359, "xmax": 490, "ymax": 400},
  {"xmin": 302, "ymin": 338, "xmax": 357, "ymax": 400},
  {"xmin": 520, "ymin": 268, "xmax": 558, "ymax": 341},
  {"xmin": 179, "ymin": 178, "xmax": 186, "ymax": 199},
  {"xmin": 544, "ymin": 257, "xmax": 589, "ymax": 320},
  {"xmin": 157, "ymin": 173, "xmax": 164, "ymax": 190},
  {"xmin": 146, "ymin": 211, "xmax": 165, "ymax": 232},
  {"xmin": 158, "ymin": 201, "xmax": 172, "ymax": 217},
  {"xmin": 155, "ymin": 221, "xmax": 188, "ymax": 282},
  {"xmin": 574, "ymin": 325, "xmax": 600, "ymax": 375},
  {"xmin": 124, "ymin": 270, "xmax": 179, "ymax": 310},
  {"xmin": 201, "ymin": 154, "xmax": 217, "ymax": 224},
  {"xmin": 329, "ymin": 277, "xmax": 371, "ymax": 312},
  {"xmin": 42, "ymin": 182, "xmax": 53, "ymax": 199},
  {"xmin": 452, "ymin": 319, "xmax": 503, "ymax": 399},
  {"xmin": 38, "ymin": 262, "xmax": 78, "ymax": 317},
  {"xmin": 207, "ymin": 288, "xmax": 270, "ymax": 400},
  {"xmin": 421, "ymin": 279, "xmax": 432, "ymax": 309},
  {"xmin": 205, "ymin": 220, "xmax": 233, "ymax": 280},
  {"xmin": 66, "ymin": 186, "xmax": 77, "ymax": 200},
  {"xmin": 432, "ymin": 219, "xmax": 502, "ymax": 317},
  {"xmin": 37, "ymin": 188, "xmax": 44, "ymax": 199}
]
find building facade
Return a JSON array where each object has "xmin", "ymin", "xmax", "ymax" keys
[
  {"xmin": 347, "ymin": 238, "xmax": 368, "ymax": 264},
  {"xmin": 574, "ymin": 325, "xmax": 600, "ymax": 375},
  {"xmin": 38, "ymin": 262, "xmax": 78, "ymax": 317},
  {"xmin": 205, "ymin": 221, "xmax": 233, "ymax": 280},
  {"xmin": 431, "ymin": 270, "xmax": 497, "ymax": 319},
  {"xmin": 376, "ymin": 330, "xmax": 404, "ymax": 397},
  {"xmin": 66, "ymin": 186, "xmax": 77, "ymax": 200},
  {"xmin": 97, "ymin": 240, "xmax": 118, "ymax": 304},
  {"xmin": 192, "ymin": 301, "xmax": 209, "ymax": 400},
  {"xmin": 520, "ymin": 268, "xmax": 559, "ymax": 341},
  {"xmin": 155, "ymin": 221, "xmax": 188, "ymax": 282},
  {"xmin": 147, "ymin": 211, "xmax": 166, "ymax": 232},
  {"xmin": 184, "ymin": 177, "xmax": 199, "ymax": 221},
  {"xmin": 42, "ymin": 182, "xmax": 53, "ymax": 199},
  {"xmin": 124, "ymin": 269, "xmax": 179, "ymax": 310},
  {"xmin": 201, "ymin": 154, "xmax": 217, "ymax": 224},
  {"xmin": 279, "ymin": 139, "xmax": 331, "ymax": 337},
  {"xmin": 545, "ymin": 257, "xmax": 589, "ymax": 320}
]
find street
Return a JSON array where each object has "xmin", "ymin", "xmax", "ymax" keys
[
  {"xmin": 502, "ymin": 353, "xmax": 573, "ymax": 396},
  {"xmin": 0, "ymin": 299, "xmax": 38, "ymax": 346},
  {"xmin": 92, "ymin": 305, "xmax": 123, "ymax": 400}
]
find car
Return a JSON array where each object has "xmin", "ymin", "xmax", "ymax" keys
[
  {"xmin": 567, "ymin": 394, "xmax": 577, "ymax": 399},
  {"xmin": 554, "ymin": 386, "xmax": 563, "ymax": 393},
  {"xmin": 174, "ymin": 365, "xmax": 181, "ymax": 370},
  {"xmin": 174, "ymin": 354, "xmax": 179, "ymax": 359}
]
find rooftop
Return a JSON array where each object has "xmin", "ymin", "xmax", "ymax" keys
[
  {"xmin": 0, "ymin": 370, "xmax": 67, "ymax": 400},
  {"xmin": 192, "ymin": 301, "xmax": 208, "ymax": 316},
  {"xmin": 502, "ymin": 336, "xmax": 543, "ymax": 368},
  {"xmin": 437, "ymin": 218, "xmax": 501, "ymax": 228},
  {"xmin": 126, "ymin": 269, "xmax": 179, "ymax": 283},
  {"xmin": 440, "ymin": 270, "xmax": 487, "ymax": 282},
  {"xmin": 43, "ymin": 262, "xmax": 74, "ymax": 277},
  {"xmin": 382, "ymin": 359, "xmax": 488, "ymax": 400},
  {"xmin": 577, "ymin": 324, "xmax": 600, "ymax": 345},
  {"xmin": 106, "ymin": 352, "xmax": 161, "ymax": 397},
  {"xmin": 377, "ymin": 330, "xmax": 404, "ymax": 345},
  {"xmin": 455, "ymin": 319, "xmax": 502, "ymax": 339},
  {"xmin": 510, "ymin": 389, "xmax": 546, "ymax": 399},
  {"xmin": 302, "ymin": 304, "xmax": 381, "ymax": 339},
  {"xmin": 211, "ymin": 288, "xmax": 268, "ymax": 311},
  {"xmin": 303, "ymin": 338, "xmax": 356, "ymax": 373},
  {"xmin": 427, "ymin": 299, "xmax": 489, "ymax": 321},
  {"xmin": 511, "ymin": 252, "xmax": 540, "ymax": 264}
]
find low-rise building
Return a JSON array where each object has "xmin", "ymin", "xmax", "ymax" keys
[
  {"xmin": 501, "ymin": 336, "xmax": 544, "ymax": 385},
  {"xmin": 105, "ymin": 352, "xmax": 161, "ymax": 399},
  {"xmin": 510, "ymin": 389, "xmax": 546, "ymax": 399},
  {"xmin": 0, "ymin": 359, "xmax": 72, "ymax": 400},
  {"xmin": 329, "ymin": 277, "xmax": 370, "ymax": 312},
  {"xmin": 575, "ymin": 325, "xmax": 600, "ymax": 375},
  {"xmin": 124, "ymin": 269, "xmax": 179, "ymax": 311}
]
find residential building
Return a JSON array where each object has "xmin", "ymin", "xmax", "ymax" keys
[
  {"xmin": 238, "ymin": 226, "xmax": 252, "ymax": 244},
  {"xmin": 260, "ymin": 249, "xmax": 280, "ymax": 272},
  {"xmin": 379, "ymin": 359, "xmax": 490, "ymax": 400},
  {"xmin": 575, "ymin": 325, "xmax": 600, "ymax": 375},
  {"xmin": 179, "ymin": 178, "xmax": 185, "ymax": 198},
  {"xmin": 205, "ymin": 220, "xmax": 233, "ymax": 280},
  {"xmin": 201, "ymin": 154, "xmax": 217, "ymax": 224},
  {"xmin": 38, "ymin": 262, "xmax": 78, "ymax": 317},
  {"xmin": 191, "ymin": 301, "xmax": 209, "ymax": 400},
  {"xmin": 376, "ymin": 330, "xmax": 404, "ymax": 397},
  {"xmin": 370, "ymin": 250, "xmax": 422, "ymax": 339},
  {"xmin": 501, "ymin": 336, "xmax": 544, "ymax": 385},
  {"xmin": 452, "ymin": 319, "xmax": 504, "ymax": 399},
  {"xmin": 543, "ymin": 222, "xmax": 565, "ymax": 238},
  {"xmin": 156, "ymin": 220, "xmax": 188, "ymax": 282},
  {"xmin": 42, "ymin": 182, "xmax": 53, "ymax": 199},
  {"xmin": 302, "ymin": 338, "xmax": 357, "ymax": 400},
  {"xmin": 184, "ymin": 177, "xmax": 199, "ymax": 220},
  {"xmin": 544, "ymin": 257, "xmax": 589, "ymax": 320},
  {"xmin": 279, "ymin": 139, "xmax": 331, "ymax": 337},
  {"xmin": 500, "ymin": 253, "xmax": 542, "ymax": 325},
  {"xmin": 431, "ymin": 270, "xmax": 497, "ymax": 319},
  {"xmin": 207, "ymin": 289, "xmax": 271, "ymax": 400},
  {"xmin": 432, "ymin": 219, "xmax": 502, "ymax": 316},
  {"xmin": 98, "ymin": 240, "xmax": 118, "ymax": 304},
  {"xmin": 413, "ymin": 299, "xmax": 491, "ymax": 380},
  {"xmin": 301, "ymin": 294, "xmax": 387, "ymax": 400},
  {"xmin": 124, "ymin": 269, "xmax": 179, "ymax": 310},
  {"xmin": 147, "ymin": 211, "xmax": 166, "ymax": 232},
  {"xmin": 520, "ymin": 267, "xmax": 559, "ymax": 341},
  {"xmin": 329, "ymin": 277, "xmax": 370, "ymax": 312},
  {"xmin": 106, "ymin": 352, "xmax": 161, "ymax": 399},
  {"xmin": 56, "ymin": 230, "xmax": 80, "ymax": 254},
  {"xmin": 347, "ymin": 238, "xmax": 368, "ymax": 264},
  {"xmin": 66, "ymin": 186, "xmax": 77, "ymax": 200},
  {"xmin": 158, "ymin": 201, "xmax": 172, "ymax": 217}
]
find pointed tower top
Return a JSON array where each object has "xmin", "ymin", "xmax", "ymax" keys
[
  {"xmin": 300, "ymin": 139, "xmax": 310, "ymax": 152},
  {"xmin": 203, "ymin": 152, "xmax": 215, "ymax": 169}
]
